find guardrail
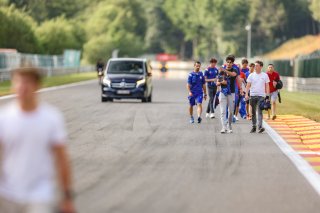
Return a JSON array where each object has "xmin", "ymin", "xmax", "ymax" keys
[
  {"xmin": 0, "ymin": 50, "xmax": 94, "ymax": 82},
  {"xmin": 0, "ymin": 66, "xmax": 94, "ymax": 82}
]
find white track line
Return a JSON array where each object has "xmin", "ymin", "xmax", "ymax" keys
[
  {"xmin": 264, "ymin": 120, "xmax": 320, "ymax": 196},
  {"xmin": 0, "ymin": 80, "xmax": 96, "ymax": 101}
]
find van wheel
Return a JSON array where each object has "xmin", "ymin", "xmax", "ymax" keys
[
  {"xmin": 102, "ymin": 97, "xmax": 113, "ymax": 102},
  {"xmin": 101, "ymin": 97, "xmax": 108, "ymax": 102}
]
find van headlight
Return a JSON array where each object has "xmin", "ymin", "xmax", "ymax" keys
[
  {"xmin": 102, "ymin": 78, "xmax": 111, "ymax": 87},
  {"xmin": 136, "ymin": 79, "xmax": 146, "ymax": 87}
]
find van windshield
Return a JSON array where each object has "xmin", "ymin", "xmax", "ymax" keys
[{"xmin": 107, "ymin": 61, "xmax": 144, "ymax": 75}]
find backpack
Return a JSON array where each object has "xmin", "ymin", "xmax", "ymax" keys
[
  {"xmin": 259, "ymin": 100, "xmax": 271, "ymax": 111},
  {"xmin": 275, "ymin": 80, "xmax": 283, "ymax": 90}
]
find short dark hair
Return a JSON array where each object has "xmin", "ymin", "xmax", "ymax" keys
[
  {"xmin": 241, "ymin": 58, "xmax": 248, "ymax": 64},
  {"xmin": 268, "ymin": 63, "xmax": 274, "ymax": 67},
  {"xmin": 194, "ymin": 61, "xmax": 201, "ymax": 65},
  {"xmin": 210, "ymin": 58, "xmax": 217, "ymax": 63},
  {"xmin": 12, "ymin": 67, "xmax": 43, "ymax": 84},
  {"xmin": 255, "ymin": 60, "xmax": 263, "ymax": 67},
  {"xmin": 249, "ymin": 63, "xmax": 255, "ymax": 67},
  {"xmin": 227, "ymin": 54, "xmax": 235, "ymax": 59},
  {"xmin": 226, "ymin": 55, "xmax": 235, "ymax": 63}
]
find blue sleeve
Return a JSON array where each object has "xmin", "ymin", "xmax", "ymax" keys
[
  {"xmin": 187, "ymin": 74, "xmax": 192, "ymax": 84},
  {"xmin": 204, "ymin": 70, "xmax": 208, "ymax": 78},
  {"xmin": 202, "ymin": 73, "xmax": 205, "ymax": 84},
  {"xmin": 214, "ymin": 68, "xmax": 218, "ymax": 77}
]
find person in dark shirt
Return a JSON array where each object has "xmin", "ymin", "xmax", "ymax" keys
[{"xmin": 217, "ymin": 55, "xmax": 237, "ymax": 133}]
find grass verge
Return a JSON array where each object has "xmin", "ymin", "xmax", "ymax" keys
[
  {"xmin": 0, "ymin": 72, "xmax": 97, "ymax": 96},
  {"xmin": 276, "ymin": 90, "xmax": 320, "ymax": 122}
]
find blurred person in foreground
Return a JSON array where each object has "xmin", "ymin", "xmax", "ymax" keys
[{"xmin": 0, "ymin": 67, "xmax": 76, "ymax": 213}]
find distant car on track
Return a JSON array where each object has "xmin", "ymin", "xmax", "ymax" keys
[{"xmin": 101, "ymin": 58, "xmax": 153, "ymax": 102}]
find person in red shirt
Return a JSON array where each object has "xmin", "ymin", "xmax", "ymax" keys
[{"xmin": 267, "ymin": 64, "xmax": 280, "ymax": 120}]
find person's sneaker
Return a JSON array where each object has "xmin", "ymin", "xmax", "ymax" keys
[
  {"xmin": 210, "ymin": 113, "xmax": 215, "ymax": 118},
  {"xmin": 272, "ymin": 115, "xmax": 277, "ymax": 120},
  {"xmin": 258, "ymin": 127, "xmax": 265, "ymax": 133},
  {"xmin": 197, "ymin": 117, "xmax": 202, "ymax": 123},
  {"xmin": 250, "ymin": 127, "xmax": 256, "ymax": 133},
  {"xmin": 227, "ymin": 129, "xmax": 233, "ymax": 133},
  {"xmin": 206, "ymin": 113, "xmax": 210, "ymax": 118},
  {"xmin": 220, "ymin": 128, "xmax": 227, "ymax": 134},
  {"xmin": 234, "ymin": 115, "xmax": 239, "ymax": 121},
  {"xmin": 190, "ymin": 117, "xmax": 194, "ymax": 124}
]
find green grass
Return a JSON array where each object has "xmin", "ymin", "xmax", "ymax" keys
[
  {"xmin": 0, "ymin": 72, "xmax": 97, "ymax": 96},
  {"xmin": 276, "ymin": 90, "xmax": 320, "ymax": 122}
]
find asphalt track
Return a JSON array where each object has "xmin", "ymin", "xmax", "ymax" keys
[{"xmin": 1, "ymin": 72, "xmax": 320, "ymax": 213}]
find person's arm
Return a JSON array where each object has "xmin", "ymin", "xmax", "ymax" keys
[
  {"xmin": 187, "ymin": 84, "xmax": 192, "ymax": 96},
  {"xmin": 203, "ymin": 84, "xmax": 207, "ymax": 100},
  {"xmin": 221, "ymin": 79, "xmax": 227, "ymax": 85},
  {"xmin": 245, "ymin": 82, "xmax": 251, "ymax": 100},
  {"xmin": 202, "ymin": 74, "xmax": 207, "ymax": 100},
  {"xmin": 187, "ymin": 74, "xmax": 193, "ymax": 96},
  {"xmin": 53, "ymin": 145, "xmax": 76, "ymax": 213},
  {"xmin": 204, "ymin": 76, "xmax": 212, "ymax": 82},
  {"xmin": 265, "ymin": 74, "xmax": 270, "ymax": 98},
  {"xmin": 226, "ymin": 70, "xmax": 237, "ymax": 77},
  {"xmin": 265, "ymin": 83, "xmax": 270, "ymax": 100},
  {"xmin": 0, "ymin": 144, "xmax": 2, "ymax": 175},
  {"xmin": 205, "ymin": 78, "xmax": 216, "ymax": 82}
]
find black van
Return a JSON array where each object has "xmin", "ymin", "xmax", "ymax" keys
[{"xmin": 101, "ymin": 58, "xmax": 153, "ymax": 102}]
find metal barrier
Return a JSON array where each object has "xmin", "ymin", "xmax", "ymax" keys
[
  {"xmin": 0, "ymin": 51, "xmax": 93, "ymax": 82},
  {"xmin": 264, "ymin": 56, "xmax": 320, "ymax": 78}
]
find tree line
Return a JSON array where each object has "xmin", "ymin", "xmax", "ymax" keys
[{"xmin": 0, "ymin": 0, "xmax": 319, "ymax": 63}]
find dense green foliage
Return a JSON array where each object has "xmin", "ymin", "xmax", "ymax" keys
[
  {"xmin": 309, "ymin": 0, "xmax": 320, "ymax": 22},
  {"xmin": 0, "ymin": 0, "xmax": 319, "ymax": 63},
  {"xmin": 36, "ymin": 17, "xmax": 84, "ymax": 54},
  {"xmin": 0, "ymin": 5, "xmax": 40, "ymax": 53}
]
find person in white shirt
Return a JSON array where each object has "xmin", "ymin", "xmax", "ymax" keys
[
  {"xmin": 245, "ymin": 61, "xmax": 270, "ymax": 133},
  {"xmin": 0, "ymin": 67, "xmax": 76, "ymax": 213}
]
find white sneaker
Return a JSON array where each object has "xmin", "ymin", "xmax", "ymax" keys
[
  {"xmin": 206, "ymin": 113, "xmax": 210, "ymax": 118},
  {"xmin": 234, "ymin": 115, "xmax": 239, "ymax": 121},
  {"xmin": 210, "ymin": 113, "xmax": 215, "ymax": 118},
  {"xmin": 227, "ymin": 129, "xmax": 233, "ymax": 133},
  {"xmin": 220, "ymin": 128, "xmax": 227, "ymax": 134}
]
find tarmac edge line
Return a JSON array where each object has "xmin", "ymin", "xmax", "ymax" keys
[
  {"xmin": 0, "ymin": 79, "xmax": 96, "ymax": 101},
  {"xmin": 264, "ymin": 120, "xmax": 320, "ymax": 196}
]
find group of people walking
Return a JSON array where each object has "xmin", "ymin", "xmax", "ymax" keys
[{"xmin": 187, "ymin": 55, "xmax": 281, "ymax": 134}]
